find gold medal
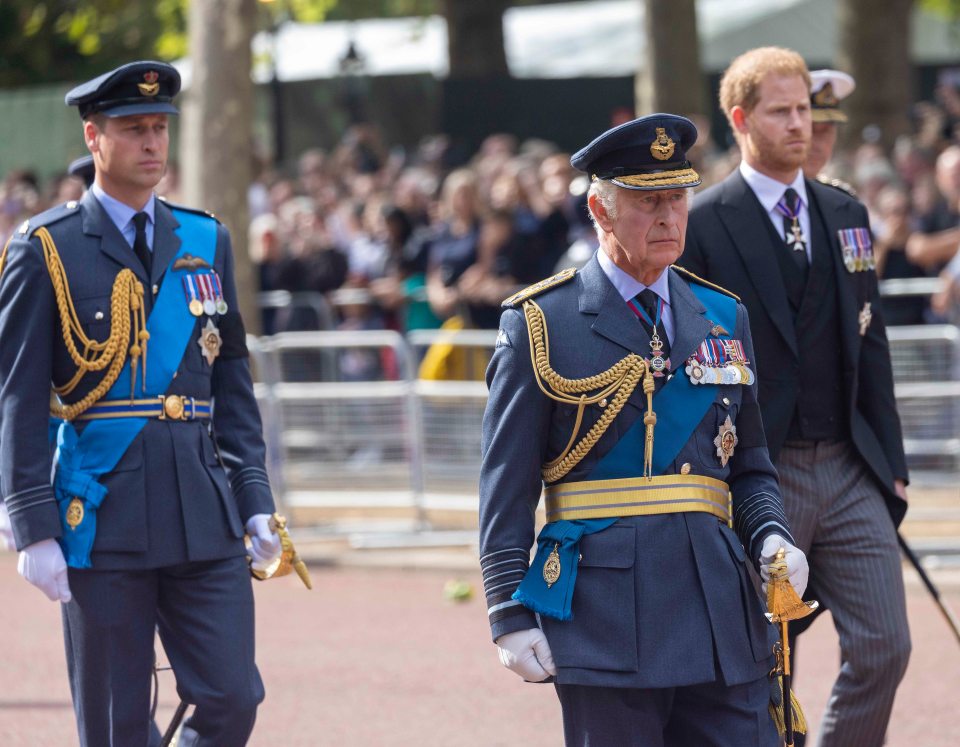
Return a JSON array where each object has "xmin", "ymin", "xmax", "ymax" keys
[
  {"xmin": 543, "ymin": 543, "xmax": 562, "ymax": 588},
  {"xmin": 189, "ymin": 299, "xmax": 203, "ymax": 317},
  {"xmin": 198, "ymin": 318, "xmax": 222, "ymax": 365},
  {"xmin": 65, "ymin": 498, "xmax": 84, "ymax": 530}
]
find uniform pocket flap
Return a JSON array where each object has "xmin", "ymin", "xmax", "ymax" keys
[
  {"xmin": 112, "ymin": 437, "xmax": 144, "ymax": 472},
  {"xmin": 578, "ymin": 525, "xmax": 636, "ymax": 568},
  {"xmin": 719, "ymin": 523, "xmax": 747, "ymax": 563}
]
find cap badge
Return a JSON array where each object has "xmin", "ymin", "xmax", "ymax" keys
[
  {"xmin": 650, "ymin": 127, "xmax": 675, "ymax": 161},
  {"xmin": 138, "ymin": 71, "xmax": 160, "ymax": 97},
  {"xmin": 812, "ymin": 82, "xmax": 839, "ymax": 108}
]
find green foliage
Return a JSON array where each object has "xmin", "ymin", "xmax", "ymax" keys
[
  {"xmin": 920, "ymin": 0, "xmax": 960, "ymax": 18},
  {"xmin": 0, "ymin": 0, "xmax": 580, "ymax": 86},
  {"xmin": 0, "ymin": 1, "xmax": 176, "ymax": 86}
]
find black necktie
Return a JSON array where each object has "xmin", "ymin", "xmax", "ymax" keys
[
  {"xmin": 636, "ymin": 288, "xmax": 671, "ymax": 361},
  {"xmin": 132, "ymin": 212, "xmax": 152, "ymax": 277},
  {"xmin": 780, "ymin": 188, "xmax": 809, "ymax": 274}
]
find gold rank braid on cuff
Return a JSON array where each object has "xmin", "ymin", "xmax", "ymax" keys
[
  {"xmin": 33, "ymin": 227, "xmax": 149, "ymax": 421},
  {"xmin": 522, "ymin": 299, "xmax": 655, "ymax": 483}
]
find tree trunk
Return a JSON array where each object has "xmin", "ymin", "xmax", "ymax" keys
[
  {"xmin": 180, "ymin": 0, "xmax": 259, "ymax": 333},
  {"xmin": 635, "ymin": 0, "xmax": 704, "ymax": 117},
  {"xmin": 443, "ymin": 0, "xmax": 509, "ymax": 78},
  {"xmin": 837, "ymin": 0, "xmax": 914, "ymax": 150}
]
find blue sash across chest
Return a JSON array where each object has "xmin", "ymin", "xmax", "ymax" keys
[
  {"xmin": 513, "ymin": 283, "xmax": 738, "ymax": 620},
  {"xmin": 53, "ymin": 209, "xmax": 217, "ymax": 568}
]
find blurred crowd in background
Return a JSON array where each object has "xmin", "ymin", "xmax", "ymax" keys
[{"xmin": 4, "ymin": 82, "xmax": 960, "ymax": 340}]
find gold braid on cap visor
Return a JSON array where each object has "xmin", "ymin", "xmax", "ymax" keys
[{"xmin": 599, "ymin": 167, "xmax": 701, "ymax": 188}]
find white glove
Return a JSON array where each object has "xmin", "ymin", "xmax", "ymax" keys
[
  {"xmin": 245, "ymin": 514, "xmax": 281, "ymax": 571},
  {"xmin": 495, "ymin": 628, "xmax": 557, "ymax": 682},
  {"xmin": 18, "ymin": 538, "xmax": 72, "ymax": 603},
  {"xmin": 0, "ymin": 502, "xmax": 14, "ymax": 551},
  {"xmin": 759, "ymin": 534, "xmax": 808, "ymax": 598}
]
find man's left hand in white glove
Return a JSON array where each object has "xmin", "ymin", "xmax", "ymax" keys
[
  {"xmin": 759, "ymin": 534, "xmax": 809, "ymax": 598},
  {"xmin": 245, "ymin": 514, "xmax": 281, "ymax": 571}
]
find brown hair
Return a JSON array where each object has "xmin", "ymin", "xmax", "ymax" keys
[{"xmin": 718, "ymin": 47, "xmax": 811, "ymax": 128}]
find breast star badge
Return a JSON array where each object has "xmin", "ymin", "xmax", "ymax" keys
[
  {"xmin": 713, "ymin": 415, "xmax": 738, "ymax": 467},
  {"xmin": 198, "ymin": 318, "xmax": 222, "ymax": 365},
  {"xmin": 858, "ymin": 302, "xmax": 872, "ymax": 336}
]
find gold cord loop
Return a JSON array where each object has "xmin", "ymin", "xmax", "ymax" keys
[
  {"xmin": 522, "ymin": 299, "xmax": 655, "ymax": 482},
  {"xmin": 31, "ymin": 227, "xmax": 148, "ymax": 420}
]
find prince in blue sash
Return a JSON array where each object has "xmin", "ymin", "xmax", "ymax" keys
[
  {"xmin": 478, "ymin": 115, "xmax": 810, "ymax": 746},
  {"xmin": 0, "ymin": 62, "xmax": 281, "ymax": 747}
]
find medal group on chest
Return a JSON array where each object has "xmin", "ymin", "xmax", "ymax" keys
[{"xmin": 181, "ymin": 269, "xmax": 227, "ymax": 365}]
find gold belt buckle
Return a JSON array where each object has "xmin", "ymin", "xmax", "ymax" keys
[{"xmin": 159, "ymin": 394, "xmax": 187, "ymax": 420}]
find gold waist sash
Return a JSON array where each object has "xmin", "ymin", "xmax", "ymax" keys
[{"xmin": 544, "ymin": 474, "xmax": 731, "ymax": 524}]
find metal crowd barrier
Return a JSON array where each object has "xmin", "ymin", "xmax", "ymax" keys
[
  {"xmin": 250, "ymin": 331, "xmax": 427, "ymax": 539},
  {"xmin": 246, "ymin": 295, "xmax": 959, "ymax": 543},
  {"xmin": 887, "ymin": 325, "xmax": 960, "ymax": 478}
]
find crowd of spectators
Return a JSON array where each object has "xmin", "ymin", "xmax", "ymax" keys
[{"xmin": 4, "ymin": 82, "xmax": 960, "ymax": 342}]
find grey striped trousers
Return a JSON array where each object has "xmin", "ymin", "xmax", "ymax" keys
[{"xmin": 778, "ymin": 440, "xmax": 911, "ymax": 747}]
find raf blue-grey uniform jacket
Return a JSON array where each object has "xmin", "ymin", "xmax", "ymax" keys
[
  {"xmin": 0, "ymin": 189, "xmax": 274, "ymax": 569},
  {"xmin": 479, "ymin": 255, "xmax": 794, "ymax": 689}
]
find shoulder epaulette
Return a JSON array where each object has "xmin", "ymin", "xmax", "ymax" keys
[
  {"xmin": 816, "ymin": 174, "xmax": 858, "ymax": 198},
  {"xmin": 671, "ymin": 264, "xmax": 741, "ymax": 302},
  {"xmin": 15, "ymin": 200, "xmax": 81, "ymax": 238},
  {"xmin": 502, "ymin": 267, "xmax": 578, "ymax": 308},
  {"xmin": 159, "ymin": 196, "xmax": 220, "ymax": 223}
]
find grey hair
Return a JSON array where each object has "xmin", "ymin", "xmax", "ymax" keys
[{"xmin": 587, "ymin": 178, "xmax": 619, "ymax": 238}]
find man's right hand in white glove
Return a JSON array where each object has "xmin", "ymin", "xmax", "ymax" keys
[
  {"xmin": 495, "ymin": 628, "xmax": 557, "ymax": 682},
  {"xmin": 18, "ymin": 538, "xmax": 71, "ymax": 603}
]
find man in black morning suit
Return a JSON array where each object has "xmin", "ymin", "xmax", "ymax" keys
[
  {"xmin": 0, "ymin": 62, "xmax": 284, "ymax": 746},
  {"xmin": 681, "ymin": 47, "xmax": 911, "ymax": 747}
]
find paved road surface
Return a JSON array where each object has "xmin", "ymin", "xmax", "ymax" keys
[{"xmin": 0, "ymin": 552, "xmax": 957, "ymax": 746}]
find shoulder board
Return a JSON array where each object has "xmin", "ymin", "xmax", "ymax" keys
[
  {"xmin": 502, "ymin": 267, "xmax": 578, "ymax": 308},
  {"xmin": 816, "ymin": 174, "xmax": 858, "ymax": 198},
  {"xmin": 158, "ymin": 196, "xmax": 220, "ymax": 223},
  {"xmin": 671, "ymin": 264, "xmax": 741, "ymax": 302},
  {"xmin": 15, "ymin": 200, "xmax": 81, "ymax": 238}
]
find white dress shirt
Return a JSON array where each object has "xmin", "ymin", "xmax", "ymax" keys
[
  {"xmin": 739, "ymin": 161, "xmax": 812, "ymax": 263},
  {"xmin": 597, "ymin": 249, "xmax": 675, "ymax": 345}
]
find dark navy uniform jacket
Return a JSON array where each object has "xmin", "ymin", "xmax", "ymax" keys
[
  {"xmin": 0, "ymin": 189, "xmax": 274, "ymax": 569},
  {"xmin": 682, "ymin": 171, "xmax": 908, "ymax": 525},
  {"xmin": 479, "ymin": 256, "xmax": 794, "ymax": 690}
]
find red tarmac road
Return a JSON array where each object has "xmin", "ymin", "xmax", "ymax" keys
[{"xmin": 0, "ymin": 553, "xmax": 957, "ymax": 746}]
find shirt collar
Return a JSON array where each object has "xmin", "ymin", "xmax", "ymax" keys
[
  {"xmin": 739, "ymin": 160, "xmax": 808, "ymax": 215},
  {"xmin": 597, "ymin": 249, "xmax": 671, "ymax": 305},
  {"xmin": 91, "ymin": 182, "xmax": 155, "ymax": 232}
]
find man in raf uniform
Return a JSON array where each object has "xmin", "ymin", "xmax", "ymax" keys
[
  {"xmin": 0, "ymin": 61, "xmax": 283, "ymax": 746},
  {"xmin": 681, "ymin": 47, "xmax": 911, "ymax": 747},
  {"xmin": 479, "ymin": 113, "xmax": 809, "ymax": 746}
]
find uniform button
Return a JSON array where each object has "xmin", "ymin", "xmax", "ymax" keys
[
  {"xmin": 722, "ymin": 397, "xmax": 730, "ymax": 406},
  {"xmin": 94, "ymin": 311, "xmax": 104, "ymax": 321},
  {"xmin": 152, "ymin": 284, "xmax": 159, "ymax": 295},
  {"xmin": 680, "ymin": 463, "xmax": 692, "ymax": 474},
  {"xmin": 599, "ymin": 398, "xmax": 607, "ymax": 408},
  {"xmin": 172, "ymin": 372, "xmax": 178, "ymax": 379}
]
